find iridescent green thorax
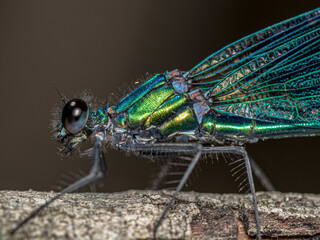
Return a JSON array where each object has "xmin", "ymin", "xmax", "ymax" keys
[
  {"xmin": 126, "ymin": 85, "xmax": 174, "ymax": 129},
  {"xmin": 115, "ymin": 74, "xmax": 164, "ymax": 113},
  {"xmin": 111, "ymin": 73, "xmax": 202, "ymax": 138},
  {"xmin": 145, "ymin": 94, "xmax": 187, "ymax": 126}
]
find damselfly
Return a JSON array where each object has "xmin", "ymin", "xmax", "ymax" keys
[{"xmin": 11, "ymin": 7, "xmax": 320, "ymax": 239}]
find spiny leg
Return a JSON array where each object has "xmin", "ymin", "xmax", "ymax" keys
[
  {"xmin": 121, "ymin": 143, "xmax": 202, "ymax": 238},
  {"xmin": 150, "ymin": 157, "xmax": 189, "ymax": 191},
  {"xmin": 202, "ymin": 146, "xmax": 261, "ymax": 240},
  {"xmin": 243, "ymin": 151, "xmax": 261, "ymax": 240},
  {"xmin": 150, "ymin": 150, "xmax": 275, "ymax": 192},
  {"xmin": 153, "ymin": 146, "xmax": 202, "ymax": 238},
  {"xmin": 10, "ymin": 136, "xmax": 107, "ymax": 235},
  {"xmin": 122, "ymin": 144, "xmax": 261, "ymax": 239}
]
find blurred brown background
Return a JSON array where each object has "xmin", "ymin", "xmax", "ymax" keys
[{"xmin": 0, "ymin": 0, "xmax": 320, "ymax": 194}]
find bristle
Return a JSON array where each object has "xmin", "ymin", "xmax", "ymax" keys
[{"xmin": 53, "ymin": 169, "xmax": 103, "ymax": 193}]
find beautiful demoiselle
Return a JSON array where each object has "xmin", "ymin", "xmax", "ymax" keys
[{"xmin": 11, "ymin": 7, "xmax": 320, "ymax": 239}]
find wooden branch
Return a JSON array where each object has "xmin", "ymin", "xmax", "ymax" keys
[{"xmin": 1, "ymin": 190, "xmax": 320, "ymax": 239}]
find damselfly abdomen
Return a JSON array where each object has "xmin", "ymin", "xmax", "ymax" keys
[{"xmin": 11, "ymin": 7, "xmax": 320, "ymax": 239}]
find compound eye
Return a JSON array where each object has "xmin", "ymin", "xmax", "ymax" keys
[{"xmin": 61, "ymin": 99, "xmax": 89, "ymax": 134}]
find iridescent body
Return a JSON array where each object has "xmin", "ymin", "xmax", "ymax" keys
[
  {"xmin": 14, "ymin": 7, "xmax": 320, "ymax": 239},
  {"xmin": 77, "ymin": 8, "xmax": 320, "ymax": 151}
]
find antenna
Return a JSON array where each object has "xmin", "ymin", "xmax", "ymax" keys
[{"xmin": 54, "ymin": 87, "xmax": 68, "ymax": 104}]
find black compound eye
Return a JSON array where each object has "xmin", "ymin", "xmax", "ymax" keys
[{"xmin": 61, "ymin": 99, "xmax": 89, "ymax": 134}]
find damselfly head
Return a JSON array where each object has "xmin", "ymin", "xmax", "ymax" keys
[{"xmin": 52, "ymin": 90, "xmax": 97, "ymax": 155}]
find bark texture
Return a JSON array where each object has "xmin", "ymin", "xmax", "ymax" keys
[{"xmin": 1, "ymin": 190, "xmax": 320, "ymax": 240}]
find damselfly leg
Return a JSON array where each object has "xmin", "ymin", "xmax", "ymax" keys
[
  {"xmin": 121, "ymin": 143, "xmax": 202, "ymax": 238},
  {"xmin": 249, "ymin": 155, "xmax": 275, "ymax": 191},
  {"xmin": 150, "ymin": 163, "xmax": 171, "ymax": 190},
  {"xmin": 10, "ymin": 135, "xmax": 107, "ymax": 234},
  {"xmin": 150, "ymin": 152, "xmax": 275, "ymax": 192},
  {"xmin": 121, "ymin": 143, "xmax": 261, "ymax": 240}
]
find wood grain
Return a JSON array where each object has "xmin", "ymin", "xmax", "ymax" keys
[{"xmin": 1, "ymin": 191, "xmax": 320, "ymax": 239}]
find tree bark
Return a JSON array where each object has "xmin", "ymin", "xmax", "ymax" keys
[{"xmin": 1, "ymin": 190, "xmax": 320, "ymax": 240}]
